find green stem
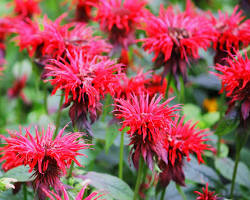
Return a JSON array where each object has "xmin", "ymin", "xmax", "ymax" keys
[
  {"xmin": 101, "ymin": 94, "xmax": 111, "ymax": 122},
  {"xmin": 160, "ymin": 189, "xmax": 166, "ymax": 200},
  {"xmin": 230, "ymin": 130, "xmax": 249, "ymax": 198},
  {"xmin": 165, "ymin": 73, "xmax": 172, "ymax": 99},
  {"xmin": 179, "ymin": 76, "xmax": 185, "ymax": 103},
  {"xmin": 133, "ymin": 156, "xmax": 143, "ymax": 200},
  {"xmin": 119, "ymin": 131, "xmax": 124, "ymax": 180},
  {"xmin": 44, "ymin": 84, "xmax": 48, "ymax": 114},
  {"xmin": 23, "ymin": 183, "xmax": 27, "ymax": 200},
  {"xmin": 53, "ymin": 94, "xmax": 64, "ymax": 139},
  {"xmin": 67, "ymin": 162, "xmax": 74, "ymax": 179},
  {"xmin": 176, "ymin": 184, "xmax": 187, "ymax": 200}
]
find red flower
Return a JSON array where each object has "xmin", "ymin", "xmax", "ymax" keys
[
  {"xmin": 144, "ymin": 74, "xmax": 167, "ymax": 98},
  {"xmin": 194, "ymin": 183, "xmax": 220, "ymax": 200},
  {"xmin": 11, "ymin": 17, "xmax": 43, "ymax": 57},
  {"xmin": 140, "ymin": 5, "xmax": 216, "ymax": 82},
  {"xmin": 213, "ymin": 51, "xmax": 250, "ymax": 121},
  {"xmin": 13, "ymin": 0, "xmax": 41, "ymax": 19},
  {"xmin": 211, "ymin": 6, "xmax": 250, "ymax": 64},
  {"xmin": 158, "ymin": 116, "xmax": 212, "ymax": 187},
  {"xmin": 8, "ymin": 75, "xmax": 30, "ymax": 104},
  {"xmin": 0, "ymin": 125, "xmax": 89, "ymax": 200},
  {"xmin": 114, "ymin": 94, "xmax": 179, "ymax": 170},
  {"xmin": 96, "ymin": 0, "xmax": 147, "ymax": 49},
  {"xmin": 72, "ymin": 0, "xmax": 99, "ymax": 22},
  {"xmin": 45, "ymin": 48, "xmax": 123, "ymax": 134},
  {"xmin": 43, "ymin": 180, "xmax": 104, "ymax": 200},
  {"xmin": 41, "ymin": 15, "xmax": 111, "ymax": 59}
]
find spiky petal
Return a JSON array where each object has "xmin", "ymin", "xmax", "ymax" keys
[
  {"xmin": 114, "ymin": 94, "xmax": 179, "ymax": 170},
  {"xmin": 0, "ymin": 125, "xmax": 89, "ymax": 200},
  {"xmin": 194, "ymin": 183, "xmax": 220, "ymax": 200}
]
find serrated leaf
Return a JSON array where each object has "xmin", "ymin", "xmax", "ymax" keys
[
  {"xmin": 2, "ymin": 166, "xmax": 33, "ymax": 182},
  {"xmin": 83, "ymin": 171, "xmax": 134, "ymax": 200},
  {"xmin": 215, "ymin": 158, "xmax": 250, "ymax": 187}
]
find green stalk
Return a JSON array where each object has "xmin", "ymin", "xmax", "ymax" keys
[
  {"xmin": 119, "ymin": 131, "xmax": 124, "ymax": 180},
  {"xmin": 230, "ymin": 130, "xmax": 249, "ymax": 198},
  {"xmin": 160, "ymin": 189, "xmax": 166, "ymax": 200},
  {"xmin": 53, "ymin": 94, "xmax": 64, "ymax": 139},
  {"xmin": 179, "ymin": 76, "xmax": 185, "ymax": 103},
  {"xmin": 43, "ymin": 84, "xmax": 48, "ymax": 114},
  {"xmin": 133, "ymin": 156, "xmax": 143, "ymax": 200},
  {"xmin": 67, "ymin": 162, "xmax": 74, "ymax": 179},
  {"xmin": 176, "ymin": 184, "xmax": 187, "ymax": 200},
  {"xmin": 165, "ymin": 73, "xmax": 173, "ymax": 99},
  {"xmin": 23, "ymin": 183, "xmax": 27, "ymax": 200}
]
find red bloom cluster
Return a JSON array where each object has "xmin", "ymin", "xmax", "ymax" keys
[
  {"xmin": 214, "ymin": 51, "xmax": 250, "ymax": 121},
  {"xmin": 45, "ymin": 49, "xmax": 123, "ymax": 134},
  {"xmin": 115, "ymin": 94, "xmax": 179, "ymax": 170},
  {"xmin": 159, "ymin": 116, "xmax": 211, "ymax": 187},
  {"xmin": 211, "ymin": 6, "xmax": 250, "ymax": 64},
  {"xmin": 115, "ymin": 94, "xmax": 212, "ymax": 186},
  {"xmin": 96, "ymin": 0, "xmax": 147, "ymax": 49},
  {"xmin": 0, "ymin": 125, "xmax": 89, "ymax": 200},
  {"xmin": 194, "ymin": 183, "xmax": 220, "ymax": 200},
  {"xmin": 13, "ymin": 0, "xmax": 40, "ymax": 19},
  {"xmin": 140, "ymin": 5, "xmax": 216, "ymax": 82}
]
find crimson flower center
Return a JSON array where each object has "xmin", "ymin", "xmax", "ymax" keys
[{"xmin": 168, "ymin": 27, "xmax": 190, "ymax": 41}]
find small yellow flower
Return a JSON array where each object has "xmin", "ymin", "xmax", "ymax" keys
[{"xmin": 203, "ymin": 98, "xmax": 218, "ymax": 112}]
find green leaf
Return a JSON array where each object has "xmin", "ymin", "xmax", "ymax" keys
[
  {"xmin": 215, "ymin": 118, "xmax": 239, "ymax": 136},
  {"xmin": 184, "ymin": 156, "xmax": 220, "ymax": 187},
  {"xmin": 83, "ymin": 171, "xmax": 134, "ymax": 200},
  {"xmin": 2, "ymin": 166, "xmax": 33, "ymax": 182},
  {"xmin": 105, "ymin": 124, "xmax": 119, "ymax": 154},
  {"xmin": 202, "ymin": 112, "xmax": 220, "ymax": 128},
  {"xmin": 215, "ymin": 158, "xmax": 250, "ymax": 187},
  {"xmin": 182, "ymin": 104, "xmax": 202, "ymax": 122}
]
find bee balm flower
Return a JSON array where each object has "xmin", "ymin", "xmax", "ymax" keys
[{"xmin": 0, "ymin": 125, "xmax": 89, "ymax": 200}]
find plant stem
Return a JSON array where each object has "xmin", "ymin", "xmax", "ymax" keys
[
  {"xmin": 133, "ymin": 156, "xmax": 143, "ymax": 200},
  {"xmin": 230, "ymin": 130, "xmax": 249, "ymax": 198},
  {"xmin": 23, "ymin": 183, "xmax": 27, "ymax": 200},
  {"xmin": 160, "ymin": 189, "xmax": 166, "ymax": 200},
  {"xmin": 176, "ymin": 184, "xmax": 187, "ymax": 200},
  {"xmin": 67, "ymin": 162, "xmax": 74, "ymax": 179},
  {"xmin": 119, "ymin": 131, "xmax": 124, "ymax": 180},
  {"xmin": 165, "ymin": 73, "xmax": 172, "ymax": 99},
  {"xmin": 179, "ymin": 76, "xmax": 185, "ymax": 103},
  {"xmin": 43, "ymin": 84, "xmax": 48, "ymax": 114},
  {"xmin": 53, "ymin": 94, "xmax": 64, "ymax": 139}
]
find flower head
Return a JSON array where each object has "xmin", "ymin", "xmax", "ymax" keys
[
  {"xmin": 13, "ymin": 0, "xmax": 41, "ymax": 19},
  {"xmin": 158, "ymin": 116, "xmax": 212, "ymax": 187},
  {"xmin": 45, "ymin": 48, "xmax": 123, "ymax": 133},
  {"xmin": 114, "ymin": 94, "xmax": 179, "ymax": 170},
  {"xmin": 211, "ymin": 6, "xmax": 250, "ymax": 64},
  {"xmin": 213, "ymin": 51, "xmax": 250, "ymax": 121},
  {"xmin": 96, "ymin": 0, "xmax": 147, "ymax": 48},
  {"xmin": 41, "ymin": 14, "xmax": 111, "ymax": 59},
  {"xmin": 194, "ymin": 183, "xmax": 220, "ymax": 200},
  {"xmin": 0, "ymin": 125, "xmax": 89, "ymax": 200},
  {"xmin": 140, "ymin": 5, "xmax": 216, "ymax": 82}
]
